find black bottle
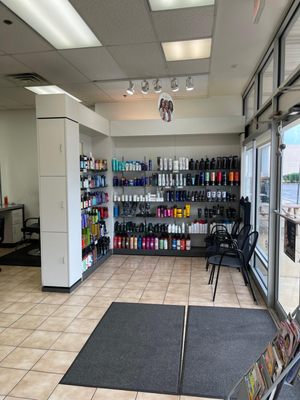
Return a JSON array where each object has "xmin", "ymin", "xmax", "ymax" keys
[
  {"xmin": 195, "ymin": 160, "xmax": 199, "ymax": 170},
  {"xmin": 205, "ymin": 157, "xmax": 210, "ymax": 170},
  {"xmin": 189, "ymin": 158, "xmax": 195, "ymax": 170},
  {"xmin": 210, "ymin": 158, "xmax": 216, "ymax": 170}
]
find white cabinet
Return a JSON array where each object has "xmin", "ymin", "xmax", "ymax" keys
[
  {"xmin": 37, "ymin": 119, "xmax": 66, "ymax": 177},
  {"xmin": 0, "ymin": 208, "xmax": 23, "ymax": 244},
  {"xmin": 39, "ymin": 177, "xmax": 67, "ymax": 232},
  {"xmin": 41, "ymin": 232, "xmax": 69, "ymax": 287}
]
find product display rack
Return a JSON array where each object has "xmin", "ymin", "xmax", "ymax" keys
[
  {"xmin": 112, "ymin": 156, "xmax": 240, "ymax": 256},
  {"xmin": 80, "ymin": 155, "xmax": 110, "ymax": 274}
]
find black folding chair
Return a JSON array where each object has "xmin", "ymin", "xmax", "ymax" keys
[{"xmin": 208, "ymin": 231, "xmax": 259, "ymax": 302}]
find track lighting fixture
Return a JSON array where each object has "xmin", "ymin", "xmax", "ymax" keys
[
  {"xmin": 170, "ymin": 77, "xmax": 179, "ymax": 92},
  {"xmin": 186, "ymin": 76, "xmax": 194, "ymax": 91},
  {"xmin": 126, "ymin": 81, "xmax": 134, "ymax": 95},
  {"xmin": 153, "ymin": 79, "xmax": 162, "ymax": 93},
  {"xmin": 141, "ymin": 80, "xmax": 149, "ymax": 94}
]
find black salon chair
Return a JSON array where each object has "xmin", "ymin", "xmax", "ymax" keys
[{"xmin": 21, "ymin": 217, "xmax": 40, "ymax": 256}]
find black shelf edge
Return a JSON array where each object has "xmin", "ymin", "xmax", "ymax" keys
[
  {"xmin": 113, "ymin": 247, "xmax": 205, "ymax": 257},
  {"xmin": 82, "ymin": 250, "xmax": 112, "ymax": 280},
  {"xmin": 113, "ymin": 185, "xmax": 240, "ymax": 188},
  {"xmin": 113, "ymin": 200, "xmax": 239, "ymax": 204},
  {"xmin": 80, "ymin": 169, "xmax": 108, "ymax": 173},
  {"xmin": 112, "ymin": 169, "xmax": 240, "ymax": 173},
  {"xmin": 81, "ymin": 186, "xmax": 108, "ymax": 191}
]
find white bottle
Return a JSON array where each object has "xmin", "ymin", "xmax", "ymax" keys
[
  {"xmin": 158, "ymin": 174, "xmax": 162, "ymax": 187},
  {"xmin": 162, "ymin": 174, "xmax": 166, "ymax": 187},
  {"xmin": 164, "ymin": 158, "xmax": 168, "ymax": 171},
  {"xmin": 182, "ymin": 222, "xmax": 185, "ymax": 234},
  {"xmin": 173, "ymin": 160, "xmax": 179, "ymax": 171},
  {"xmin": 169, "ymin": 158, "xmax": 173, "ymax": 171},
  {"xmin": 185, "ymin": 158, "xmax": 189, "ymax": 170}
]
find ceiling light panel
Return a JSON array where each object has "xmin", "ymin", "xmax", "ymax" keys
[
  {"xmin": 162, "ymin": 38, "xmax": 212, "ymax": 61},
  {"xmin": 1, "ymin": 0, "xmax": 101, "ymax": 49},
  {"xmin": 25, "ymin": 85, "xmax": 82, "ymax": 102},
  {"xmin": 149, "ymin": 0, "xmax": 214, "ymax": 11}
]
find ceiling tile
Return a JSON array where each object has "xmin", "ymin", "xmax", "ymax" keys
[
  {"xmin": 167, "ymin": 58, "xmax": 210, "ymax": 75},
  {"xmin": 0, "ymin": 3, "xmax": 53, "ymax": 54},
  {"xmin": 60, "ymin": 83, "xmax": 114, "ymax": 104},
  {"xmin": 152, "ymin": 6, "xmax": 214, "ymax": 42},
  {"xmin": 0, "ymin": 55, "xmax": 31, "ymax": 74},
  {"xmin": 108, "ymin": 43, "xmax": 168, "ymax": 78},
  {"xmin": 59, "ymin": 47, "xmax": 127, "ymax": 81},
  {"xmin": 70, "ymin": 0, "xmax": 156, "ymax": 45},
  {"xmin": 0, "ymin": 94, "xmax": 23, "ymax": 108},
  {"xmin": 14, "ymin": 51, "xmax": 89, "ymax": 84}
]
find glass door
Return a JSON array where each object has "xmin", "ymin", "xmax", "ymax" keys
[{"xmin": 276, "ymin": 119, "xmax": 300, "ymax": 315}]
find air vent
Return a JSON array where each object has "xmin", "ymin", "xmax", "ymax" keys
[{"xmin": 5, "ymin": 73, "xmax": 49, "ymax": 86}]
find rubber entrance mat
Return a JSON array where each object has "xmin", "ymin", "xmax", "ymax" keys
[
  {"xmin": 61, "ymin": 302, "xmax": 185, "ymax": 395},
  {"xmin": 0, "ymin": 243, "xmax": 40, "ymax": 267},
  {"xmin": 180, "ymin": 306, "xmax": 277, "ymax": 399}
]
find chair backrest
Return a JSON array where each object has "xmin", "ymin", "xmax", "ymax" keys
[
  {"xmin": 236, "ymin": 224, "xmax": 251, "ymax": 249},
  {"xmin": 231, "ymin": 219, "xmax": 241, "ymax": 238},
  {"xmin": 242, "ymin": 231, "xmax": 259, "ymax": 266},
  {"xmin": 0, "ymin": 216, "xmax": 4, "ymax": 243}
]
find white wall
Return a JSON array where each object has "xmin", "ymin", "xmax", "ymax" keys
[{"xmin": 0, "ymin": 109, "xmax": 39, "ymax": 218}]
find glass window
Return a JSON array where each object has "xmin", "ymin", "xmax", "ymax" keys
[
  {"xmin": 254, "ymin": 254, "xmax": 268, "ymax": 287},
  {"xmin": 259, "ymin": 54, "xmax": 274, "ymax": 106},
  {"xmin": 282, "ymin": 11, "xmax": 300, "ymax": 81},
  {"xmin": 244, "ymin": 85, "xmax": 255, "ymax": 121},
  {"xmin": 256, "ymin": 143, "xmax": 271, "ymax": 260},
  {"xmin": 244, "ymin": 148, "xmax": 253, "ymax": 202}
]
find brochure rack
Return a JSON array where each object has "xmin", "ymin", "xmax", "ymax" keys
[{"xmin": 227, "ymin": 306, "xmax": 300, "ymax": 400}]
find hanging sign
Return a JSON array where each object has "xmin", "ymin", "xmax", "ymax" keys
[
  {"xmin": 158, "ymin": 93, "xmax": 174, "ymax": 123},
  {"xmin": 284, "ymin": 219, "xmax": 296, "ymax": 262}
]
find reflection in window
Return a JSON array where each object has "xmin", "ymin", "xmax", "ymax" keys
[
  {"xmin": 256, "ymin": 143, "xmax": 271, "ymax": 260},
  {"xmin": 254, "ymin": 254, "xmax": 268, "ymax": 288},
  {"xmin": 260, "ymin": 55, "xmax": 274, "ymax": 106},
  {"xmin": 282, "ymin": 12, "xmax": 300, "ymax": 81},
  {"xmin": 244, "ymin": 85, "xmax": 255, "ymax": 121}
]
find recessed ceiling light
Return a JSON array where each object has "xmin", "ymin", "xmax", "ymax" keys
[
  {"xmin": 25, "ymin": 85, "xmax": 82, "ymax": 102},
  {"xmin": 170, "ymin": 77, "xmax": 179, "ymax": 92},
  {"xmin": 149, "ymin": 0, "xmax": 214, "ymax": 11},
  {"xmin": 162, "ymin": 38, "xmax": 212, "ymax": 61},
  {"xmin": 186, "ymin": 76, "xmax": 194, "ymax": 91},
  {"xmin": 153, "ymin": 79, "xmax": 162, "ymax": 93},
  {"xmin": 126, "ymin": 81, "xmax": 135, "ymax": 95},
  {"xmin": 141, "ymin": 80, "xmax": 149, "ymax": 94},
  {"xmin": 1, "ymin": 0, "xmax": 101, "ymax": 49}
]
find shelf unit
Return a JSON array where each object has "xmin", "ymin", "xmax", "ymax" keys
[
  {"xmin": 80, "ymin": 158, "xmax": 110, "ymax": 274},
  {"xmin": 112, "ymin": 156, "xmax": 240, "ymax": 256}
]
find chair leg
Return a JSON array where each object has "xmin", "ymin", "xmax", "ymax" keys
[
  {"xmin": 208, "ymin": 264, "xmax": 215, "ymax": 284},
  {"xmin": 243, "ymin": 266, "xmax": 257, "ymax": 303},
  {"xmin": 213, "ymin": 264, "xmax": 221, "ymax": 301},
  {"xmin": 206, "ymin": 259, "xmax": 209, "ymax": 271}
]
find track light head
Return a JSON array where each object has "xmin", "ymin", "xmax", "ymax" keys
[
  {"xmin": 141, "ymin": 80, "xmax": 149, "ymax": 94},
  {"xmin": 170, "ymin": 77, "xmax": 179, "ymax": 92},
  {"xmin": 186, "ymin": 76, "xmax": 194, "ymax": 91},
  {"xmin": 126, "ymin": 80, "xmax": 134, "ymax": 95},
  {"xmin": 153, "ymin": 79, "xmax": 162, "ymax": 93}
]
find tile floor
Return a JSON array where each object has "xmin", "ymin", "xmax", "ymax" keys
[{"xmin": 0, "ymin": 255, "xmax": 265, "ymax": 399}]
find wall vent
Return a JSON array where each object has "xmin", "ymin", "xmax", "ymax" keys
[{"xmin": 5, "ymin": 73, "xmax": 49, "ymax": 85}]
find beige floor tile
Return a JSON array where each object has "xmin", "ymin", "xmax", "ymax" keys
[
  {"xmin": 103, "ymin": 280, "xmax": 128, "ymax": 289},
  {"xmin": 87, "ymin": 296, "xmax": 114, "ymax": 308},
  {"xmin": 52, "ymin": 305, "xmax": 84, "ymax": 318},
  {"xmin": 146, "ymin": 282, "xmax": 169, "ymax": 290},
  {"xmin": 26, "ymin": 303, "xmax": 60, "ymax": 316},
  {"xmin": 82, "ymin": 279, "xmax": 107, "ymax": 288},
  {"xmin": 65, "ymin": 318, "xmax": 98, "ymax": 334},
  {"xmin": 167, "ymin": 284, "xmax": 190, "ymax": 295},
  {"xmin": 137, "ymin": 393, "xmax": 179, "ymax": 399},
  {"xmin": 11, "ymin": 315, "xmax": 47, "ymax": 330},
  {"xmin": 33, "ymin": 350, "xmax": 77, "ymax": 373},
  {"xmin": 124, "ymin": 281, "xmax": 149, "ymax": 290},
  {"xmin": 41, "ymin": 293, "xmax": 70, "ymax": 305},
  {"xmin": 0, "ymin": 291, "xmax": 28, "ymax": 302},
  {"xmin": 0, "ymin": 312, "xmax": 21, "ymax": 328},
  {"xmin": 163, "ymin": 299, "xmax": 187, "ymax": 305},
  {"xmin": 51, "ymin": 332, "xmax": 89, "ymax": 351},
  {"xmin": 48, "ymin": 384, "xmax": 96, "ymax": 400},
  {"xmin": 0, "ymin": 302, "xmax": 13, "ymax": 312},
  {"xmin": 93, "ymin": 388, "xmax": 137, "ymax": 399},
  {"xmin": 2, "ymin": 302, "xmax": 36, "ymax": 315},
  {"xmin": 0, "ymin": 328, "xmax": 33, "ymax": 346},
  {"xmin": 141, "ymin": 290, "xmax": 166, "ymax": 301},
  {"xmin": 98, "ymin": 287, "xmax": 122, "ymax": 297},
  {"xmin": 77, "ymin": 306, "xmax": 108, "ymax": 319},
  {"xmin": 118, "ymin": 289, "xmax": 144, "ymax": 300},
  {"xmin": 180, "ymin": 397, "xmax": 220, "ymax": 400},
  {"xmin": 0, "ymin": 347, "xmax": 45, "ymax": 369},
  {"xmin": 0, "ymin": 367, "xmax": 27, "ymax": 395},
  {"xmin": 74, "ymin": 286, "xmax": 100, "ymax": 296},
  {"xmin": 0, "ymin": 345, "xmax": 15, "ymax": 362},
  {"xmin": 38, "ymin": 317, "xmax": 74, "ymax": 332},
  {"xmin": 64, "ymin": 295, "xmax": 92, "ymax": 307},
  {"xmin": 21, "ymin": 292, "xmax": 49, "ymax": 303},
  {"xmin": 9, "ymin": 370, "xmax": 62, "ymax": 400},
  {"xmin": 20, "ymin": 330, "xmax": 62, "ymax": 350}
]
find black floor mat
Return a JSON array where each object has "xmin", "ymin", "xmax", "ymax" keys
[
  {"xmin": 0, "ymin": 243, "xmax": 40, "ymax": 267},
  {"xmin": 180, "ymin": 306, "xmax": 277, "ymax": 399},
  {"xmin": 61, "ymin": 302, "xmax": 185, "ymax": 395}
]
